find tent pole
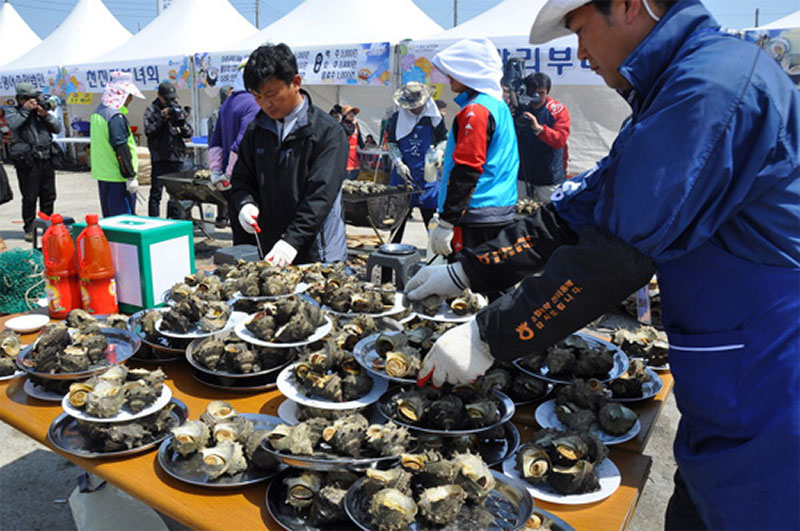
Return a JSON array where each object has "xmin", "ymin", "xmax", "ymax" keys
[
  {"xmin": 454, "ymin": 0, "xmax": 458, "ymax": 26},
  {"xmin": 190, "ymin": 55, "xmax": 200, "ymax": 168}
]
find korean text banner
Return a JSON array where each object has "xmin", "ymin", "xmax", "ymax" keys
[
  {"xmin": 196, "ymin": 42, "xmax": 392, "ymax": 89},
  {"xmin": 0, "ymin": 66, "xmax": 61, "ymax": 97},
  {"xmin": 58, "ymin": 56, "xmax": 192, "ymax": 96},
  {"xmin": 400, "ymin": 36, "xmax": 604, "ymax": 86}
]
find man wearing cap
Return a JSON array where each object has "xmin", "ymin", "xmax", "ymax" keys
[
  {"xmin": 208, "ymin": 64, "xmax": 260, "ymax": 245},
  {"xmin": 406, "ymin": 1, "xmax": 799, "ymax": 529},
  {"xmin": 143, "ymin": 81, "xmax": 193, "ymax": 218},
  {"xmin": 339, "ymin": 105, "xmax": 363, "ymax": 180},
  {"xmin": 90, "ymin": 71, "xmax": 146, "ymax": 217},
  {"xmin": 387, "ymin": 82, "xmax": 448, "ymax": 244},
  {"xmin": 428, "ymin": 38, "xmax": 520, "ymax": 257},
  {"xmin": 231, "ymin": 43, "xmax": 348, "ymax": 266},
  {"xmin": 5, "ymin": 82, "xmax": 61, "ymax": 241}
]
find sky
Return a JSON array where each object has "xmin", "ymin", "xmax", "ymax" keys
[{"xmin": 10, "ymin": 0, "xmax": 799, "ymax": 39}]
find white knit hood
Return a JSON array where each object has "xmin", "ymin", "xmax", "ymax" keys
[{"xmin": 431, "ymin": 37, "xmax": 504, "ymax": 101}]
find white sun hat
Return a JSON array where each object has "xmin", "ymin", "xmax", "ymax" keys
[
  {"xmin": 101, "ymin": 71, "xmax": 145, "ymax": 110},
  {"xmin": 529, "ymin": 0, "xmax": 591, "ymax": 44}
]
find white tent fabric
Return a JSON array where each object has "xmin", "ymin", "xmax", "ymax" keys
[
  {"xmin": 412, "ymin": 0, "xmax": 630, "ymax": 174},
  {"xmin": 92, "ymin": 0, "xmax": 258, "ymax": 63},
  {"xmin": 0, "ymin": 2, "xmax": 41, "ymax": 68},
  {"xmin": 427, "ymin": 0, "xmax": 548, "ymax": 40},
  {"xmin": 2, "ymin": 0, "xmax": 130, "ymax": 70},
  {"xmin": 236, "ymin": 0, "xmax": 443, "ymax": 50},
  {"xmin": 744, "ymin": 9, "xmax": 800, "ymax": 30}
]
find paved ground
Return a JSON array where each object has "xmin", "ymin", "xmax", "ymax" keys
[{"xmin": 0, "ymin": 165, "xmax": 678, "ymax": 530}]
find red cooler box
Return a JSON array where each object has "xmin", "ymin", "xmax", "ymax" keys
[{"xmin": 72, "ymin": 215, "xmax": 194, "ymax": 313}]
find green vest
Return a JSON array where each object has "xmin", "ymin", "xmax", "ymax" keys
[{"xmin": 90, "ymin": 105, "xmax": 138, "ymax": 182}]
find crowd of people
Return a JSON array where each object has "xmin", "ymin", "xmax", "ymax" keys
[{"xmin": 1, "ymin": 2, "xmax": 797, "ymax": 528}]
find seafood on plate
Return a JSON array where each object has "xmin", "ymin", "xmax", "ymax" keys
[{"xmin": 67, "ymin": 366, "xmax": 166, "ymax": 418}]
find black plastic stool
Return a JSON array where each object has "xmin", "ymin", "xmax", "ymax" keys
[
  {"xmin": 365, "ymin": 244, "xmax": 421, "ymax": 290},
  {"xmin": 32, "ymin": 215, "xmax": 75, "ymax": 250}
]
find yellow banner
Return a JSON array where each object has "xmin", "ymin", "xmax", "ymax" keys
[{"xmin": 67, "ymin": 93, "xmax": 93, "ymax": 105}]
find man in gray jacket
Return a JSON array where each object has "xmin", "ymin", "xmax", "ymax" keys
[{"xmin": 5, "ymin": 83, "xmax": 61, "ymax": 241}]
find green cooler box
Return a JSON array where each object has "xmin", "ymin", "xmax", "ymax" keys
[{"xmin": 72, "ymin": 215, "xmax": 194, "ymax": 313}]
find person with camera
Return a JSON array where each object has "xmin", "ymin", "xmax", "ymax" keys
[
  {"xmin": 5, "ymin": 83, "xmax": 61, "ymax": 241},
  {"xmin": 144, "ymin": 81, "xmax": 193, "ymax": 218},
  {"xmin": 231, "ymin": 43, "xmax": 348, "ymax": 266},
  {"xmin": 386, "ymin": 82, "xmax": 447, "ymax": 244},
  {"xmin": 90, "ymin": 71, "xmax": 146, "ymax": 217},
  {"xmin": 428, "ymin": 37, "xmax": 520, "ymax": 258},
  {"xmin": 512, "ymin": 73, "xmax": 570, "ymax": 203}
]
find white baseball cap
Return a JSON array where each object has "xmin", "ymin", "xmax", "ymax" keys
[{"xmin": 529, "ymin": 0, "xmax": 592, "ymax": 44}]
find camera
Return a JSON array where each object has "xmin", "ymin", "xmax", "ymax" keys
[
  {"xmin": 167, "ymin": 102, "xmax": 187, "ymax": 125},
  {"xmin": 503, "ymin": 57, "xmax": 542, "ymax": 128},
  {"xmin": 35, "ymin": 94, "xmax": 59, "ymax": 111}
]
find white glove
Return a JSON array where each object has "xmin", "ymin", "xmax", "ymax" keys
[
  {"xmin": 210, "ymin": 170, "xmax": 231, "ymax": 191},
  {"xmin": 418, "ymin": 320, "xmax": 494, "ymax": 387},
  {"xmin": 238, "ymin": 203, "xmax": 260, "ymax": 234},
  {"xmin": 430, "ymin": 219, "xmax": 455, "ymax": 256},
  {"xmin": 433, "ymin": 147, "xmax": 445, "ymax": 167},
  {"xmin": 406, "ymin": 262, "xmax": 469, "ymax": 301},
  {"xmin": 265, "ymin": 239, "xmax": 297, "ymax": 267},
  {"xmin": 125, "ymin": 178, "xmax": 138, "ymax": 194},
  {"xmin": 393, "ymin": 159, "xmax": 411, "ymax": 181}
]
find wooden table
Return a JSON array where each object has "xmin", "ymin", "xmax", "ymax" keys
[{"xmin": 0, "ymin": 314, "xmax": 667, "ymax": 530}]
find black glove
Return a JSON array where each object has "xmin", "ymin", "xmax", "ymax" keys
[
  {"xmin": 458, "ymin": 202, "xmax": 578, "ymax": 293},
  {"xmin": 475, "ymin": 226, "xmax": 656, "ymax": 361},
  {"xmin": 113, "ymin": 143, "xmax": 135, "ymax": 180}
]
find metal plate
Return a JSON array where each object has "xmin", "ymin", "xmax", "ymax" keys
[
  {"xmin": 189, "ymin": 367, "xmax": 279, "ymax": 393},
  {"xmin": 47, "ymin": 398, "xmax": 188, "ymax": 459},
  {"xmin": 24, "ymin": 378, "xmax": 67, "ymax": 401},
  {"xmin": 344, "ymin": 469, "xmax": 533, "ymax": 531},
  {"xmin": 525, "ymin": 508, "xmax": 576, "ymax": 531},
  {"xmin": 266, "ymin": 468, "xmax": 359, "ymax": 531},
  {"xmin": 185, "ymin": 330, "xmax": 296, "ymax": 380},
  {"xmin": 235, "ymin": 315, "xmax": 334, "ymax": 348},
  {"xmin": 128, "ymin": 309, "xmax": 190, "ymax": 362},
  {"xmin": 534, "ymin": 399, "xmax": 641, "ymax": 445},
  {"xmin": 61, "ymin": 385, "xmax": 173, "ymax": 423},
  {"xmin": 608, "ymin": 368, "xmax": 664, "ymax": 403},
  {"xmin": 16, "ymin": 328, "xmax": 141, "ymax": 380},
  {"xmin": 375, "ymin": 388, "xmax": 516, "ymax": 436},
  {"xmin": 276, "ymin": 364, "xmax": 389, "ymax": 410},
  {"xmin": 157, "ymin": 413, "xmax": 284, "ymax": 488},
  {"xmin": 503, "ymin": 457, "xmax": 621, "ymax": 505},
  {"xmin": 410, "ymin": 293, "xmax": 488, "ymax": 324},
  {"xmin": 352, "ymin": 333, "xmax": 416, "ymax": 384},
  {"xmin": 378, "ymin": 243, "xmax": 417, "ymax": 256},
  {"xmin": 155, "ymin": 311, "xmax": 248, "ymax": 339},
  {"xmin": 0, "ymin": 370, "xmax": 24, "ymax": 381},
  {"xmin": 323, "ymin": 292, "xmax": 409, "ymax": 319},
  {"xmin": 512, "ymin": 332, "xmax": 630, "ymax": 384}
]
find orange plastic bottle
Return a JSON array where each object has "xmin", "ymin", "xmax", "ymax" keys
[
  {"xmin": 41, "ymin": 213, "xmax": 82, "ymax": 319},
  {"xmin": 77, "ymin": 214, "xmax": 119, "ymax": 315}
]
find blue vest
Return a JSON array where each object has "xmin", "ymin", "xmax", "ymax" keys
[{"xmin": 439, "ymin": 91, "xmax": 518, "ymax": 224}]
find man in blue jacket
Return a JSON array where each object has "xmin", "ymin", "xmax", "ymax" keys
[{"xmin": 407, "ymin": 1, "xmax": 799, "ymax": 529}]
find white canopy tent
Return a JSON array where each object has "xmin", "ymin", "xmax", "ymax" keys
[
  {"xmin": 413, "ymin": 0, "xmax": 630, "ymax": 174},
  {"xmin": 92, "ymin": 0, "xmax": 257, "ymax": 63},
  {"xmin": 744, "ymin": 9, "xmax": 800, "ymax": 30},
  {"xmin": 0, "ymin": 1, "xmax": 41, "ymax": 68},
  {"xmin": 70, "ymin": 0, "xmax": 258, "ymax": 147},
  {"xmin": 236, "ymin": 0, "xmax": 444, "ymax": 140},
  {"xmin": 1, "ymin": 0, "xmax": 130, "ymax": 70}
]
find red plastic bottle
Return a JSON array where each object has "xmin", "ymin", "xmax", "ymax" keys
[
  {"xmin": 77, "ymin": 214, "xmax": 119, "ymax": 314},
  {"xmin": 41, "ymin": 213, "xmax": 82, "ymax": 319}
]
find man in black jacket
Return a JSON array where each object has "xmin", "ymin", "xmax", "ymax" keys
[
  {"xmin": 231, "ymin": 43, "xmax": 348, "ymax": 265},
  {"xmin": 143, "ymin": 81, "xmax": 193, "ymax": 218},
  {"xmin": 5, "ymin": 83, "xmax": 61, "ymax": 241}
]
